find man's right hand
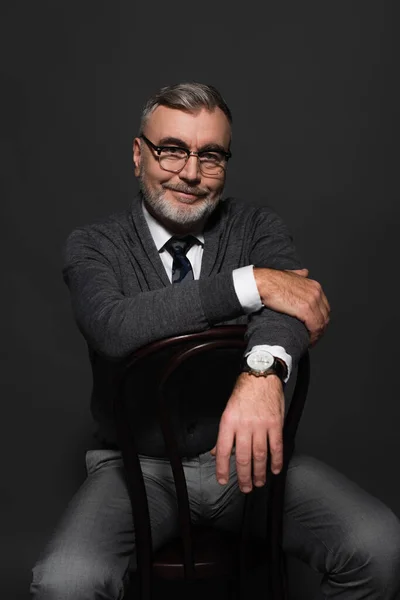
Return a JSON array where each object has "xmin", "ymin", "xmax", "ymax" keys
[{"xmin": 253, "ymin": 267, "xmax": 330, "ymax": 346}]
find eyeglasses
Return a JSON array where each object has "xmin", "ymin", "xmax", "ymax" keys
[{"xmin": 140, "ymin": 134, "xmax": 231, "ymax": 176}]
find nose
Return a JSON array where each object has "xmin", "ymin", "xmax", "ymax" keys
[{"xmin": 179, "ymin": 155, "xmax": 201, "ymax": 183}]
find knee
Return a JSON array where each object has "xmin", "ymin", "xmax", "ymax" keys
[
  {"xmin": 30, "ymin": 553, "xmax": 122, "ymax": 600},
  {"xmin": 349, "ymin": 505, "xmax": 400, "ymax": 591}
]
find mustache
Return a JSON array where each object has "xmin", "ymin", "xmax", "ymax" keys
[{"xmin": 163, "ymin": 185, "xmax": 208, "ymax": 197}]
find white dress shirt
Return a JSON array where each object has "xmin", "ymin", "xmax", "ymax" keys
[{"xmin": 142, "ymin": 201, "xmax": 292, "ymax": 381}]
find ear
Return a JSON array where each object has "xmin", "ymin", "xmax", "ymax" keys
[{"xmin": 133, "ymin": 137, "xmax": 142, "ymax": 176}]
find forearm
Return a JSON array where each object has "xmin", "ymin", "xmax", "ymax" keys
[
  {"xmin": 63, "ymin": 230, "xmax": 244, "ymax": 359},
  {"xmin": 244, "ymin": 307, "xmax": 310, "ymax": 371}
]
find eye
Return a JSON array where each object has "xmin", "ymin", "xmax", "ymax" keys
[
  {"xmin": 160, "ymin": 146, "xmax": 187, "ymax": 158},
  {"xmin": 200, "ymin": 152, "xmax": 224, "ymax": 163}
]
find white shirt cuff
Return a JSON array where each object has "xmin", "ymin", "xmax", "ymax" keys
[
  {"xmin": 232, "ymin": 265, "xmax": 263, "ymax": 314},
  {"xmin": 246, "ymin": 345, "xmax": 292, "ymax": 383}
]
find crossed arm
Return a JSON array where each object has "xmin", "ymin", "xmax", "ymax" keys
[
  {"xmin": 63, "ymin": 213, "xmax": 330, "ymax": 493},
  {"xmin": 211, "ymin": 266, "xmax": 330, "ymax": 493}
]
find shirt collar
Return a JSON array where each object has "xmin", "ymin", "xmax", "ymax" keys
[{"xmin": 141, "ymin": 199, "xmax": 204, "ymax": 252}]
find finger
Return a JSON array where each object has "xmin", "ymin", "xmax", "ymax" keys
[
  {"xmin": 268, "ymin": 423, "xmax": 284, "ymax": 475},
  {"xmin": 252, "ymin": 430, "xmax": 268, "ymax": 487},
  {"xmin": 303, "ymin": 282, "xmax": 329, "ymax": 341},
  {"xmin": 311, "ymin": 303, "xmax": 331, "ymax": 344},
  {"xmin": 235, "ymin": 430, "xmax": 253, "ymax": 493},
  {"xmin": 304, "ymin": 306, "xmax": 326, "ymax": 343},
  {"xmin": 309, "ymin": 325, "xmax": 324, "ymax": 346},
  {"xmin": 215, "ymin": 425, "xmax": 235, "ymax": 485},
  {"xmin": 321, "ymin": 292, "xmax": 331, "ymax": 323},
  {"xmin": 312, "ymin": 282, "xmax": 330, "ymax": 326},
  {"xmin": 314, "ymin": 286, "xmax": 330, "ymax": 325}
]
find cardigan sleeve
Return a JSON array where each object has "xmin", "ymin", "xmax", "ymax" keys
[
  {"xmin": 243, "ymin": 207, "xmax": 310, "ymax": 369},
  {"xmin": 62, "ymin": 227, "xmax": 245, "ymax": 359}
]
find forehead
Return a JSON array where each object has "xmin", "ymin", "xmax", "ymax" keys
[{"xmin": 144, "ymin": 106, "xmax": 231, "ymax": 147}]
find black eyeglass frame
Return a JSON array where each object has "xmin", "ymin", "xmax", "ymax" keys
[{"xmin": 140, "ymin": 134, "xmax": 232, "ymax": 173}]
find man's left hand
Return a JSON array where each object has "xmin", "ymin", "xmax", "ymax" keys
[{"xmin": 210, "ymin": 373, "xmax": 285, "ymax": 493}]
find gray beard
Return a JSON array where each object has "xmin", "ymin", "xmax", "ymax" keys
[{"xmin": 138, "ymin": 174, "xmax": 221, "ymax": 229}]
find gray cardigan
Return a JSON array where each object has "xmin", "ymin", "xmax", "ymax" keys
[{"xmin": 62, "ymin": 194, "xmax": 309, "ymax": 456}]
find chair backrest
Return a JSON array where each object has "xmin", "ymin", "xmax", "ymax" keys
[{"xmin": 113, "ymin": 325, "xmax": 310, "ymax": 598}]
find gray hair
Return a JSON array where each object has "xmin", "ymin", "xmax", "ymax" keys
[{"xmin": 138, "ymin": 81, "xmax": 233, "ymax": 135}]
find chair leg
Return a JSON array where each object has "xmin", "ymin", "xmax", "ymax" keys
[
  {"xmin": 282, "ymin": 553, "xmax": 289, "ymax": 600},
  {"xmin": 266, "ymin": 549, "xmax": 289, "ymax": 600},
  {"xmin": 226, "ymin": 575, "xmax": 241, "ymax": 600},
  {"xmin": 125, "ymin": 571, "xmax": 152, "ymax": 600}
]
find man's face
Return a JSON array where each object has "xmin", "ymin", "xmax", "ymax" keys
[{"xmin": 133, "ymin": 106, "xmax": 231, "ymax": 232}]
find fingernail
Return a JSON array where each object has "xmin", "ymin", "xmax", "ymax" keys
[
  {"xmin": 241, "ymin": 486, "xmax": 252, "ymax": 493},
  {"xmin": 218, "ymin": 478, "xmax": 227, "ymax": 485}
]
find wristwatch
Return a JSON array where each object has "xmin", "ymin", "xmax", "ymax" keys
[{"xmin": 241, "ymin": 349, "xmax": 287, "ymax": 383}]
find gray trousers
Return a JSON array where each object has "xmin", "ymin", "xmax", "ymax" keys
[{"xmin": 30, "ymin": 449, "xmax": 400, "ymax": 599}]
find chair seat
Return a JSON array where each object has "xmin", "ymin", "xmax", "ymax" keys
[{"xmin": 152, "ymin": 525, "xmax": 268, "ymax": 580}]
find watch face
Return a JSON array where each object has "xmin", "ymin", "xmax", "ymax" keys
[{"xmin": 247, "ymin": 350, "xmax": 274, "ymax": 372}]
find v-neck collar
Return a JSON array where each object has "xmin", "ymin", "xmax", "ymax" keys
[{"xmin": 130, "ymin": 193, "xmax": 224, "ymax": 282}]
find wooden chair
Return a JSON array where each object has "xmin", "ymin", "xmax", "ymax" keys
[{"xmin": 113, "ymin": 325, "xmax": 310, "ymax": 600}]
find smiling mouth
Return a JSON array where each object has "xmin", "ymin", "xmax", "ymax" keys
[
  {"xmin": 164, "ymin": 186, "xmax": 206, "ymax": 199},
  {"xmin": 176, "ymin": 191, "xmax": 202, "ymax": 198}
]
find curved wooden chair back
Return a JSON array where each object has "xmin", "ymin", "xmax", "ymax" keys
[{"xmin": 113, "ymin": 325, "xmax": 310, "ymax": 600}]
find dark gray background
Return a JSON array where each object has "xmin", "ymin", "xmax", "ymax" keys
[{"xmin": 1, "ymin": 1, "xmax": 398, "ymax": 598}]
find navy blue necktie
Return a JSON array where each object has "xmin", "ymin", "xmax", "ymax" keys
[{"xmin": 165, "ymin": 236, "xmax": 197, "ymax": 283}]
